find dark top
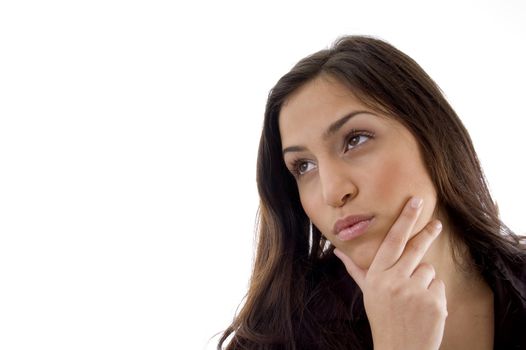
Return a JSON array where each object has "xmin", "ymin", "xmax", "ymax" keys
[
  {"xmin": 303, "ymin": 251, "xmax": 526, "ymax": 350},
  {"xmin": 489, "ymin": 252, "xmax": 526, "ymax": 349}
]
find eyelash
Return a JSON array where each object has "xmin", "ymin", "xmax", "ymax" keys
[{"xmin": 289, "ymin": 129, "xmax": 375, "ymax": 178}]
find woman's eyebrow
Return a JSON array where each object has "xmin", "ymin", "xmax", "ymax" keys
[
  {"xmin": 322, "ymin": 110, "xmax": 372, "ymax": 140},
  {"xmin": 282, "ymin": 110, "xmax": 373, "ymax": 156}
]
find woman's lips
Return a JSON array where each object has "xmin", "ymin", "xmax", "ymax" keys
[{"xmin": 334, "ymin": 216, "xmax": 375, "ymax": 241}]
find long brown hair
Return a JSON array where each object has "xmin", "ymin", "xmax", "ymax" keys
[{"xmin": 218, "ymin": 35, "xmax": 524, "ymax": 349}]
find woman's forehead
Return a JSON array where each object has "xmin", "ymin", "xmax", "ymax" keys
[{"xmin": 279, "ymin": 78, "xmax": 401, "ymax": 141}]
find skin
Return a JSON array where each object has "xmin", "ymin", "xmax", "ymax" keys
[{"xmin": 279, "ymin": 75, "xmax": 494, "ymax": 349}]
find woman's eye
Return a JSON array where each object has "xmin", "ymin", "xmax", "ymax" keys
[
  {"xmin": 346, "ymin": 133, "xmax": 372, "ymax": 150},
  {"xmin": 298, "ymin": 161, "xmax": 315, "ymax": 175},
  {"xmin": 290, "ymin": 160, "xmax": 316, "ymax": 177}
]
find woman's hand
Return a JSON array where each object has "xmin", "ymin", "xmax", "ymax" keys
[{"xmin": 334, "ymin": 197, "xmax": 447, "ymax": 350}]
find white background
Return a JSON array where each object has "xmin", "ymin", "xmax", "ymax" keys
[{"xmin": 0, "ymin": 1, "xmax": 525, "ymax": 349}]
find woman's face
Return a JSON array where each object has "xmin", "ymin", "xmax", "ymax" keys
[{"xmin": 279, "ymin": 75, "xmax": 439, "ymax": 269}]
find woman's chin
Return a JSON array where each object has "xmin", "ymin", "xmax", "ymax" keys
[{"xmin": 338, "ymin": 239, "xmax": 383, "ymax": 271}]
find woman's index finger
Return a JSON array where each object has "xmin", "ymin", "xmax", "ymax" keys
[{"xmin": 369, "ymin": 197, "xmax": 424, "ymax": 273}]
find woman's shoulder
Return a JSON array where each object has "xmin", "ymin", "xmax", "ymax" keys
[
  {"xmin": 493, "ymin": 247, "xmax": 526, "ymax": 292},
  {"xmin": 490, "ymin": 248, "xmax": 526, "ymax": 349}
]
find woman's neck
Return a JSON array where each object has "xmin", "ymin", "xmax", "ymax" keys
[
  {"xmin": 423, "ymin": 222, "xmax": 494, "ymax": 349},
  {"xmin": 425, "ymin": 220, "xmax": 491, "ymax": 300}
]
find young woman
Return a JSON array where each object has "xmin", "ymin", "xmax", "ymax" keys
[{"xmin": 218, "ymin": 36, "xmax": 526, "ymax": 350}]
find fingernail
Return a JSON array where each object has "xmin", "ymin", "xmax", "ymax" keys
[{"xmin": 410, "ymin": 197, "xmax": 423, "ymax": 209}]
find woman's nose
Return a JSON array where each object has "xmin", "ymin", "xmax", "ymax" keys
[{"xmin": 318, "ymin": 160, "xmax": 357, "ymax": 208}]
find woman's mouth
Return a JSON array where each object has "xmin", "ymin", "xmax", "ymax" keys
[{"xmin": 334, "ymin": 215, "xmax": 375, "ymax": 241}]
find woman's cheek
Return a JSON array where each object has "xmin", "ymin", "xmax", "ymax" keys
[{"xmin": 299, "ymin": 189, "xmax": 318, "ymax": 223}]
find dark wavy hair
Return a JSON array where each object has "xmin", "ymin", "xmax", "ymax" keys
[{"xmin": 218, "ymin": 35, "xmax": 524, "ymax": 350}]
